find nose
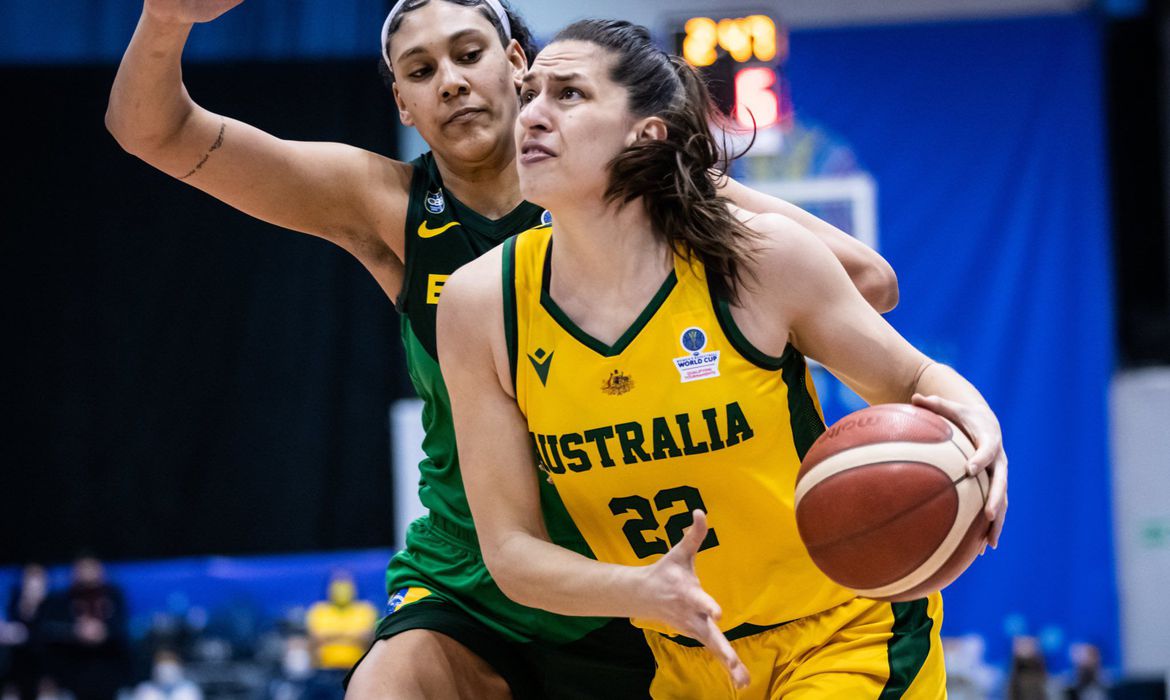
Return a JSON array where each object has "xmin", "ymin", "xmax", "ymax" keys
[
  {"xmin": 436, "ymin": 59, "xmax": 470, "ymax": 100},
  {"xmin": 518, "ymin": 91, "xmax": 551, "ymax": 133}
]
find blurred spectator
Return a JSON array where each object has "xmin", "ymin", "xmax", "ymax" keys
[
  {"xmin": 943, "ymin": 634, "xmax": 999, "ymax": 700},
  {"xmin": 1007, "ymin": 635, "xmax": 1050, "ymax": 700},
  {"xmin": 1, "ymin": 565, "xmax": 52, "ymax": 700},
  {"xmin": 47, "ymin": 557, "xmax": 130, "ymax": 700},
  {"xmin": 257, "ymin": 635, "xmax": 338, "ymax": 700},
  {"xmin": 303, "ymin": 572, "xmax": 373, "ymax": 672},
  {"xmin": 131, "ymin": 649, "xmax": 201, "ymax": 700},
  {"xmin": 1063, "ymin": 643, "xmax": 1109, "ymax": 700}
]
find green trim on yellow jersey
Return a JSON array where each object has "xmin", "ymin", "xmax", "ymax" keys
[
  {"xmin": 539, "ymin": 240, "xmax": 679, "ymax": 357},
  {"xmin": 503, "ymin": 235, "xmax": 519, "ymax": 394},
  {"xmin": 879, "ymin": 599, "xmax": 934, "ymax": 699},
  {"xmin": 708, "ymin": 280, "xmax": 790, "ymax": 371}
]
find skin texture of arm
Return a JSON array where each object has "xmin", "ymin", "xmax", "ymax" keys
[
  {"xmin": 105, "ymin": 3, "xmax": 408, "ymax": 300},
  {"xmin": 718, "ymin": 176, "xmax": 898, "ymax": 313}
]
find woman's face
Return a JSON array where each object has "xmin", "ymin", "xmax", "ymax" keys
[
  {"xmin": 389, "ymin": 1, "xmax": 526, "ymax": 165},
  {"xmin": 515, "ymin": 40, "xmax": 639, "ymax": 210}
]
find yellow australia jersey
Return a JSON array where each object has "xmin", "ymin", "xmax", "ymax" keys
[{"xmin": 504, "ymin": 226, "xmax": 854, "ymax": 637}]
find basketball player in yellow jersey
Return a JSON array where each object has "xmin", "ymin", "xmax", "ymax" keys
[{"xmin": 438, "ymin": 20, "xmax": 1009, "ymax": 699}]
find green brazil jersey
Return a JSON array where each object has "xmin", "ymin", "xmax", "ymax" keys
[{"xmin": 390, "ymin": 152, "xmax": 605, "ymax": 643}]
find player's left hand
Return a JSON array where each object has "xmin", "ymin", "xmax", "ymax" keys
[
  {"xmin": 911, "ymin": 393, "xmax": 1008, "ymax": 549},
  {"xmin": 640, "ymin": 510, "xmax": 751, "ymax": 689}
]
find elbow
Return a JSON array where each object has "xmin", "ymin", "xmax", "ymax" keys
[
  {"xmin": 104, "ymin": 104, "xmax": 146, "ymax": 156},
  {"xmin": 481, "ymin": 539, "xmax": 534, "ymax": 608},
  {"xmin": 860, "ymin": 259, "xmax": 899, "ymax": 313},
  {"xmin": 104, "ymin": 100, "xmax": 182, "ymax": 159}
]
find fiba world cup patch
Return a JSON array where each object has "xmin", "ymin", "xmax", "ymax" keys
[
  {"xmin": 541, "ymin": 209, "xmax": 553, "ymax": 225},
  {"xmin": 425, "ymin": 190, "xmax": 446, "ymax": 214},
  {"xmin": 673, "ymin": 327, "xmax": 720, "ymax": 382}
]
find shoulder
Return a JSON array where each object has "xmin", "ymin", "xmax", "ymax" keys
[
  {"xmin": 437, "ymin": 241, "xmax": 509, "ymax": 349},
  {"xmin": 737, "ymin": 210, "xmax": 846, "ymax": 286},
  {"xmin": 442, "ymin": 241, "xmax": 506, "ymax": 314}
]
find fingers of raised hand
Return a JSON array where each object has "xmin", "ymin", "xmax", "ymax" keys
[
  {"xmin": 666, "ymin": 510, "xmax": 709, "ymax": 565},
  {"xmin": 698, "ymin": 615, "xmax": 750, "ymax": 689}
]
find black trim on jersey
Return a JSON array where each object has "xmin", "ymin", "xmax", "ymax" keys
[
  {"xmin": 706, "ymin": 274, "xmax": 791, "ymax": 371},
  {"xmin": 781, "ymin": 351, "xmax": 826, "ymax": 461},
  {"xmin": 539, "ymin": 239, "xmax": 678, "ymax": 358},
  {"xmin": 503, "ymin": 235, "xmax": 520, "ymax": 394},
  {"xmin": 659, "ymin": 618, "xmax": 793, "ymax": 648}
]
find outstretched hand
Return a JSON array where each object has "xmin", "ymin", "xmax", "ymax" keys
[
  {"xmin": 641, "ymin": 510, "xmax": 750, "ymax": 689},
  {"xmin": 912, "ymin": 393, "xmax": 1008, "ymax": 549},
  {"xmin": 144, "ymin": 0, "xmax": 246, "ymax": 24}
]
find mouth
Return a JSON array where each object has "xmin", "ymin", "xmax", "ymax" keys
[
  {"xmin": 445, "ymin": 107, "xmax": 486, "ymax": 125},
  {"xmin": 519, "ymin": 141, "xmax": 556, "ymax": 164}
]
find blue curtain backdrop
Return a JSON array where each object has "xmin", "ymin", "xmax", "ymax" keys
[
  {"xmin": 783, "ymin": 15, "xmax": 1117, "ymax": 666},
  {"xmin": 0, "ymin": 0, "xmax": 387, "ymax": 63}
]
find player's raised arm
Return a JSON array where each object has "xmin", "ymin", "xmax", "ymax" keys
[
  {"xmin": 105, "ymin": 0, "xmax": 409, "ymax": 293},
  {"xmin": 435, "ymin": 251, "xmax": 749, "ymax": 688},
  {"xmin": 718, "ymin": 176, "xmax": 899, "ymax": 312}
]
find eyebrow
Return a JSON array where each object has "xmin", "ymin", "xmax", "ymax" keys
[
  {"xmin": 395, "ymin": 28, "xmax": 489, "ymax": 63},
  {"xmin": 521, "ymin": 71, "xmax": 586, "ymax": 85}
]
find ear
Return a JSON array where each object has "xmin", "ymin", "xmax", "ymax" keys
[
  {"xmin": 627, "ymin": 116, "xmax": 668, "ymax": 146},
  {"xmin": 392, "ymin": 82, "xmax": 415, "ymax": 127},
  {"xmin": 507, "ymin": 39, "xmax": 527, "ymax": 90}
]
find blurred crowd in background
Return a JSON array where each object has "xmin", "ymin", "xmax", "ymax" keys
[
  {"xmin": 0, "ymin": 555, "xmax": 1119, "ymax": 700},
  {"xmin": 0, "ymin": 560, "xmax": 376, "ymax": 700}
]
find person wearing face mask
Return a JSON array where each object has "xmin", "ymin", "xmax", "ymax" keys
[
  {"xmin": 304, "ymin": 573, "xmax": 376, "ymax": 674},
  {"xmin": 132, "ymin": 650, "xmax": 202, "ymax": 700}
]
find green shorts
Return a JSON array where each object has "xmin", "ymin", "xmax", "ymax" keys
[{"xmin": 350, "ymin": 514, "xmax": 655, "ymax": 698}]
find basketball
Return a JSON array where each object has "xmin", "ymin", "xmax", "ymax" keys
[{"xmin": 794, "ymin": 403, "xmax": 991, "ymax": 601}]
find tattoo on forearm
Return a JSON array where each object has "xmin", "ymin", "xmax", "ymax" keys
[{"xmin": 178, "ymin": 122, "xmax": 226, "ymax": 180}]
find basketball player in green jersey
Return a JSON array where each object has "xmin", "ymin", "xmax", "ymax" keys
[
  {"xmin": 439, "ymin": 20, "xmax": 1008, "ymax": 698},
  {"xmin": 106, "ymin": 1, "xmax": 899, "ymax": 697}
]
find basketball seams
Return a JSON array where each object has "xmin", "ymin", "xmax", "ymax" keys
[{"xmin": 850, "ymin": 475, "xmax": 986, "ymax": 598}]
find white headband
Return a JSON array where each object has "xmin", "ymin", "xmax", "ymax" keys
[{"xmin": 381, "ymin": 0, "xmax": 513, "ymax": 70}]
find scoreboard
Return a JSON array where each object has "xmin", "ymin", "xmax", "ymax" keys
[{"xmin": 673, "ymin": 13, "xmax": 788, "ymax": 130}]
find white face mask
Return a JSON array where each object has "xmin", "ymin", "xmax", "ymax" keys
[
  {"xmin": 283, "ymin": 649, "xmax": 313, "ymax": 678},
  {"xmin": 154, "ymin": 661, "xmax": 183, "ymax": 686}
]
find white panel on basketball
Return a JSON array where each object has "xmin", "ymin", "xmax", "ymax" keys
[
  {"xmin": 852, "ymin": 469, "xmax": 988, "ymax": 598},
  {"xmin": 793, "ymin": 437, "xmax": 971, "ymax": 506}
]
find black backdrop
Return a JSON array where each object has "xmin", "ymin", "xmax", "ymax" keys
[{"xmin": 2, "ymin": 60, "xmax": 411, "ymax": 565}]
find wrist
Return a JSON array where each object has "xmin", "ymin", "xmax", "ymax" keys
[{"xmin": 139, "ymin": 7, "xmax": 196, "ymax": 34}]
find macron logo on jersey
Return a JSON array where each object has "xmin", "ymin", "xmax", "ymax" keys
[{"xmin": 528, "ymin": 348, "xmax": 554, "ymax": 386}]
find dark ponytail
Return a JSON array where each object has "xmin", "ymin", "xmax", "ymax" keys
[
  {"xmin": 552, "ymin": 20, "xmax": 758, "ymax": 301},
  {"xmin": 380, "ymin": 0, "xmax": 538, "ymax": 88}
]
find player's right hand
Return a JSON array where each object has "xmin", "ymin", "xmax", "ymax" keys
[
  {"xmin": 144, "ymin": 0, "xmax": 246, "ymax": 25},
  {"xmin": 641, "ymin": 510, "xmax": 750, "ymax": 690}
]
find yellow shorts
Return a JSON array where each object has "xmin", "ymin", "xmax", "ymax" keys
[{"xmin": 645, "ymin": 594, "xmax": 945, "ymax": 700}]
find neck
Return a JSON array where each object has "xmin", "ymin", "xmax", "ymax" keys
[
  {"xmin": 433, "ymin": 143, "xmax": 523, "ymax": 220},
  {"xmin": 549, "ymin": 198, "xmax": 672, "ymax": 298}
]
